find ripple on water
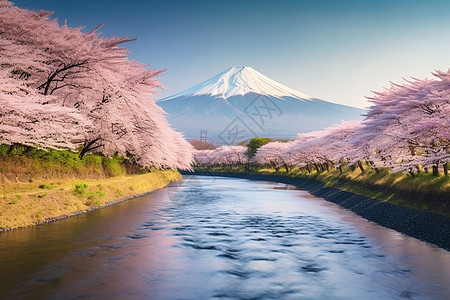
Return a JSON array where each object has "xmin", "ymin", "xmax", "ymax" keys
[
  {"xmin": 217, "ymin": 252, "xmax": 238, "ymax": 260},
  {"xmin": 220, "ymin": 268, "xmax": 252, "ymax": 279},
  {"xmin": 328, "ymin": 250, "xmax": 345, "ymax": 253},
  {"xmin": 73, "ymin": 252, "xmax": 96, "ymax": 257},
  {"xmin": 173, "ymin": 225, "xmax": 195, "ymax": 231},
  {"xmin": 180, "ymin": 243, "xmax": 221, "ymax": 251},
  {"xmin": 300, "ymin": 264, "xmax": 327, "ymax": 273},
  {"xmin": 248, "ymin": 256, "xmax": 277, "ymax": 261},
  {"xmin": 208, "ymin": 232, "xmax": 230, "ymax": 236},
  {"xmin": 125, "ymin": 234, "xmax": 148, "ymax": 240},
  {"xmin": 97, "ymin": 245, "xmax": 121, "ymax": 250},
  {"xmin": 250, "ymin": 238, "xmax": 266, "ymax": 241}
]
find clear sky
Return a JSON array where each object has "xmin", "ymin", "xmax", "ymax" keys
[{"xmin": 13, "ymin": 0, "xmax": 450, "ymax": 108}]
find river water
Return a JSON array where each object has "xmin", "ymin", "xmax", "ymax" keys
[{"xmin": 0, "ymin": 175, "xmax": 449, "ymax": 299}]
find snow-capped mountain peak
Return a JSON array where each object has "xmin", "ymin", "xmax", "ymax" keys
[
  {"xmin": 157, "ymin": 66, "xmax": 364, "ymax": 143},
  {"xmin": 160, "ymin": 66, "xmax": 314, "ymax": 101}
]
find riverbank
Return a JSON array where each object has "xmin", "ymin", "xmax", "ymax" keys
[
  {"xmin": 184, "ymin": 171, "xmax": 450, "ymax": 251},
  {"xmin": 0, "ymin": 170, "xmax": 181, "ymax": 231}
]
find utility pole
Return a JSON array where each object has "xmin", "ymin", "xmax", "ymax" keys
[{"xmin": 200, "ymin": 129, "xmax": 207, "ymax": 142}]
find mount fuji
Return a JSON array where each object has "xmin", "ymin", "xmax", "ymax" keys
[{"xmin": 158, "ymin": 66, "xmax": 364, "ymax": 144}]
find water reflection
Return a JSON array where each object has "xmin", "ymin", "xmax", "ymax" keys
[{"xmin": 0, "ymin": 175, "xmax": 449, "ymax": 299}]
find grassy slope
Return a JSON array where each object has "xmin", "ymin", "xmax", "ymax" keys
[
  {"xmin": 195, "ymin": 166, "xmax": 450, "ymax": 217},
  {"xmin": 0, "ymin": 144, "xmax": 135, "ymax": 182},
  {"xmin": 0, "ymin": 145, "xmax": 182, "ymax": 230},
  {"xmin": 0, "ymin": 170, "xmax": 181, "ymax": 230}
]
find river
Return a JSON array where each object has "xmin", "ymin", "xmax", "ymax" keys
[{"xmin": 0, "ymin": 175, "xmax": 449, "ymax": 299}]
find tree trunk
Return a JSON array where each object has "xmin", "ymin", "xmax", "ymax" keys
[
  {"xmin": 368, "ymin": 161, "xmax": 379, "ymax": 173},
  {"xmin": 7, "ymin": 143, "xmax": 16, "ymax": 154},
  {"xmin": 313, "ymin": 164, "xmax": 320, "ymax": 172},
  {"xmin": 444, "ymin": 163, "xmax": 448, "ymax": 176},
  {"xmin": 338, "ymin": 165, "xmax": 343, "ymax": 175},
  {"xmin": 408, "ymin": 169, "xmax": 415, "ymax": 177},
  {"xmin": 284, "ymin": 163, "xmax": 289, "ymax": 173},
  {"xmin": 357, "ymin": 161, "xmax": 365, "ymax": 173},
  {"xmin": 79, "ymin": 138, "xmax": 102, "ymax": 159},
  {"xmin": 432, "ymin": 164, "xmax": 439, "ymax": 177},
  {"xmin": 306, "ymin": 165, "xmax": 311, "ymax": 174},
  {"xmin": 424, "ymin": 167, "xmax": 428, "ymax": 173}
]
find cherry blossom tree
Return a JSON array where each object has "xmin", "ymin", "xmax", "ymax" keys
[
  {"xmin": 360, "ymin": 72, "xmax": 449, "ymax": 175},
  {"xmin": 314, "ymin": 120, "xmax": 364, "ymax": 173},
  {"xmin": 254, "ymin": 141, "xmax": 295, "ymax": 172},
  {"xmin": 193, "ymin": 146, "xmax": 248, "ymax": 167},
  {"xmin": 0, "ymin": 1, "xmax": 193, "ymax": 169},
  {"xmin": 0, "ymin": 94, "xmax": 90, "ymax": 150},
  {"xmin": 192, "ymin": 149, "xmax": 216, "ymax": 167},
  {"xmin": 281, "ymin": 130, "xmax": 331, "ymax": 172}
]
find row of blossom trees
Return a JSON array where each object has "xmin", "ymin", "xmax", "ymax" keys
[
  {"xmin": 0, "ymin": 2, "xmax": 193, "ymax": 169},
  {"xmin": 194, "ymin": 70, "xmax": 449, "ymax": 176},
  {"xmin": 194, "ymin": 146, "xmax": 248, "ymax": 168}
]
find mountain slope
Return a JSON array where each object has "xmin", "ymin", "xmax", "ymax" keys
[{"xmin": 158, "ymin": 66, "xmax": 364, "ymax": 144}]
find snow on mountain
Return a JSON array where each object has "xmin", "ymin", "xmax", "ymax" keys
[
  {"xmin": 161, "ymin": 66, "xmax": 313, "ymax": 101},
  {"xmin": 158, "ymin": 66, "xmax": 365, "ymax": 144}
]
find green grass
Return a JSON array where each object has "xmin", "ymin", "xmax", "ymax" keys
[
  {"xmin": 73, "ymin": 184, "xmax": 88, "ymax": 196},
  {"xmin": 0, "ymin": 143, "xmax": 146, "ymax": 184}
]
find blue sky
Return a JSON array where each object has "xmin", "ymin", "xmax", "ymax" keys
[{"xmin": 14, "ymin": 0, "xmax": 450, "ymax": 108}]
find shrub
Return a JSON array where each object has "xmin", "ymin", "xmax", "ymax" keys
[
  {"xmin": 73, "ymin": 183, "xmax": 88, "ymax": 195},
  {"xmin": 247, "ymin": 138, "xmax": 272, "ymax": 157},
  {"xmin": 0, "ymin": 143, "xmax": 137, "ymax": 178},
  {"xmin": 84, "ymin": 155, "xmax": 102, "ymax": 165},
  {"xmin": 0, "ymin": 144, "xmax": 9, "ymax": 155},
  {"xmin": 102, "ymin": 156, "xmax": 123, "ymax": 176}
]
